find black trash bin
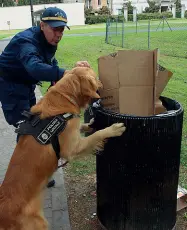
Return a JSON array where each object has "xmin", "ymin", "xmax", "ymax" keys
[{"xmin": 94, "ymin": 96, "xmax": 184, "ymax": 230}]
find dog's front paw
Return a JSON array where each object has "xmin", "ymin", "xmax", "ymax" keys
[{"xmin": 109, "ymin": 123, "xmax": 126, "ymax": 137}]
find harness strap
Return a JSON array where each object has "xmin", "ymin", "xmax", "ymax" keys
[
  {"xmin": 51, "ymin": 136, "xmax": 60, "ymax": 160},
  {"xmin": 51, "ymin": 113, "xmax": 80, "ymax": 161}
]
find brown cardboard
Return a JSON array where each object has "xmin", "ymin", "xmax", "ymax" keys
[
  {"xmin": 99, "ymin": 88, "xmax": 119, "ymax": 112},
  {"xmin": 98, "ymin": 50, "xmax": 157, "ymax": 116},
  {"xmin": 119, "ymin": 86, "xmax": 154, "ymax": 116},
  {"xmin": 154, "ymin": 65, "xmax": 173, "ymax": 115},
  {"xmin": 155, "ymin": 99, "xmax": 167, "ymax": 115},
  {"xmin": 117, "ymin": 50, "xmax": 155, "ymax": 86},
  {"xmin": 98, "ymin": 50, "xmax": 174, "ymax": 116},
  {"xmin": 99, "ymin": 86, "xmax": 154, "ymax": 115},
  {"xmin": 156, "ymin": 65, "xmax": 173, "ymax": 99},
  {"xmin": 98, "ymin": 54, "xmax": 119, "ymax": 90}
]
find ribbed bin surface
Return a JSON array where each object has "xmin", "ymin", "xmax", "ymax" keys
[{"xmin": 93, "ymin": 97, "xmax": 183, "ymax": 230}]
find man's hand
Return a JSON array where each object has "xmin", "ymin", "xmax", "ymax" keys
[{"xmin": 75, "ymin": 61, "xmax": 90, "ymax": 68}]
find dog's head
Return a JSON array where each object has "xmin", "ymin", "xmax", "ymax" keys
[
  {"xmin": 31, "ymin": 67, "xmax": 102, "ymax": 118},
  {"xmin": 55, "ymin": 66, "xmax": 102, "ymax": 108},
  {"xmin": 71, "ymin": 67, "xmax": 102, "ymax": 107}
]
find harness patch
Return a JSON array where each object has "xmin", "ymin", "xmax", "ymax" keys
[{"xmin": 37, "ymin": 116, "xmax": 66, "ymax": 144}]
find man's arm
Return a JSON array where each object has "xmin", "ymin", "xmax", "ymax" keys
[
  {"xmin": 17, "ymin": 42, "xmax": 65, "ymax": 82},
  {"xmin": 52, "ymin": 57, "xmax": 58, "ymax": 67}
]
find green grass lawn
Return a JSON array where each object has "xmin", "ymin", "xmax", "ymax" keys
[
  {"xmin": 0, "ymin": 30, "xmax": 22, "ymax": 40},
  {"xmin": 108, "ymin": 27, "xmax": 187, "ymax": 58},
  {"xmin": 0, "ymin": 18, "xmax": 186, "ymax": 37}
]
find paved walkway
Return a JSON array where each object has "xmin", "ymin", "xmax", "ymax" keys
[{"xmin": 0, "ymin": 39, "xmax": 71, "ymax": 230}]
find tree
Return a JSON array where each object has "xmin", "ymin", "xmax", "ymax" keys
[
  {"xmin": 144, "ymin": 1, "xmax": 160, "ymax": 13},
  {"xmin": 0, "ymin": 0, "xmax": 64, "ymax": 7},
  {"xmin": 175, "ymin": 0, "xmax": 181, "ymax": 12},
  {"xmin": 121, "ymin": 1, "xmax": 133, "ymax": 15}
]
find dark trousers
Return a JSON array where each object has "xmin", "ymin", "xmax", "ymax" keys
[{"xmin": 0, "ymin": 78, "xmax": 36, "ymax": 141}]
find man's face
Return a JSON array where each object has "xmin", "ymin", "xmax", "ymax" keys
[{"xmin": 40, "ymin": 22, "xmax": 65, "ymax": 46}]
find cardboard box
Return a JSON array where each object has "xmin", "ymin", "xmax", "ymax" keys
[
  {"xmin": 154, "ymin": 65, "xmax": 173, "ymax": 115},
  {"xmin": 99, "ymin": 50, "xmax": 157, "ymax": 116},
  {"xmin": 156, "ymin": 65, "xmax": 173, "ymax": 99},
  {"xmin": 99, "ymin": 50, "xmax": 173, "ymax": 116},
  {"xmin": 99, "ymin": 88, "xmax": 119, "ymax": 112}
]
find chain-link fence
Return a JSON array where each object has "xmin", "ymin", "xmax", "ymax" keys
[{"xmin": 106, "ymin": 17, "xmax": 187, "ymax": 58}]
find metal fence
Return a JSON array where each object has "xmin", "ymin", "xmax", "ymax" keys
[{"xmin": 105, "ymin": 17, "xmax": 187, "ymax": 58}]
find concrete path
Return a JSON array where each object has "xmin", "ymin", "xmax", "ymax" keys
[{"xmin": 0, "ymin": 38, "xmax": 71, "ymax": 230}]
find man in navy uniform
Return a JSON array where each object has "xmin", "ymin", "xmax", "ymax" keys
[{"xmin": 0, "ymin": 7, "xmax": 90, "ymax": 187}]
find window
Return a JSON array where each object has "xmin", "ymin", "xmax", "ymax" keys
[{"xmin": 118, "ymin": 9, "xmax": 123, "ymax": 15}]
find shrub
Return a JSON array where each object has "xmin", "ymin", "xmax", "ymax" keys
[
  {"xmin": 85, "ymin": 15, "xmax": 109, "ymax": 24},
  {"xmin": 84, "ymin": 7, "xmax": 95, "ymax": 16},
  {"xmin": 98, "ymin": 6, "xmax": 111, "ymax": 15}
]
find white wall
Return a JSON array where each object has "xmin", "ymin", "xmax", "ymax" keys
[
  {"xmin": 0, "ymin": 3, "xmax": 85, "ymax": 31},
  {"xmin": 181, "ymin": 0, "xmax": 187, "ymax": 10},
  {"xmin": 113, "ymin": 0, "xmax": 187, "ymax": 15},
  {"xmin": 112, "ymin": 0, "xmax": 124, "ymax": 15}
]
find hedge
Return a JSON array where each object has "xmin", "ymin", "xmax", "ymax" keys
[
  {"xmin": 137, "ymin": 12, "xmax": 173, "ymax": 20},
  {"xmin": 85, "ymin": 12, "xmax": 173, "ymax": 24},
  {"xmin": 85, "ymin": 15, "xmax": 112, "ymax": 24}
]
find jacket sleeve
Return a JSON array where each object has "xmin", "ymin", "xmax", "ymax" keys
[{"xmin": 17, "ymin": 42, "xmax": 65, "ymax": 82}]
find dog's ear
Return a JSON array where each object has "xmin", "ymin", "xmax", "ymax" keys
[
  {"xmin": 81, "ymin": 75, "xmax": 100, "ymax": 99},
  {"xmin": 55, "ymin": 73, "xmax": 81, "ymax": 95}
]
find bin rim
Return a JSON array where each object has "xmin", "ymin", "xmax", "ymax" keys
[{"xmin": 96, "ymin": 96, "xmax": 183, "ymax": 120}]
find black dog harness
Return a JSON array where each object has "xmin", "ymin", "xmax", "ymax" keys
[{"xmin": 15, "ymin": 111, "xmax": 80, "ymax": 161}]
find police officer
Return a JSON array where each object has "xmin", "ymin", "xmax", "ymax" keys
[{"xmin": 0, "ymin": 7, "xmax": 90, "ymax": 188}]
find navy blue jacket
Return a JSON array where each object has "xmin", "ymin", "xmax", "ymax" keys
[
  {"xmin": 0, "ymin": 26, "xmax": 65, "ymax": 84},
  {"xmin": 0, "ymin": 26, "xmax": 65, "ymax": 127}
]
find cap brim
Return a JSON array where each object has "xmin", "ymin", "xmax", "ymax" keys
[{"xmin": 45, "ymin": 20, "xmax": 70, "ymax": 30}]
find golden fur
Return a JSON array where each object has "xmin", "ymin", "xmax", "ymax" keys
[{"xmin": 0, "ymin": 67, "xmax": 126, "ymax": 229}]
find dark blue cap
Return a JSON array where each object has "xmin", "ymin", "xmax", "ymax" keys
[{"xmin": 41, "ymin": 7, "xmax": 70, "ymax": 30}]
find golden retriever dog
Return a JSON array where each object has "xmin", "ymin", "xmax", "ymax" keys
[{"xmin": 0, "ymin": 67, "xmax": 126, "ymax": 230}]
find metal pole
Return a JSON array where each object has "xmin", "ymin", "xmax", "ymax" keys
[
  {"xmin": 122, "ymin": 18, "xmax": 125, "ymax": 48},
  {"xmin": 105, "ymin": 18, "xmax": 109, "ymax": 44},
  {"xmin": 148, "ymin": 19, "xmax": 150, "ymax": 49},
  {"xmin": 30, "ymin": 0, "xmax": 35, "ymax": 26},
  {"xmin": 116, "ymin": 17, "xmax": 118, "ymax": 36}
]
